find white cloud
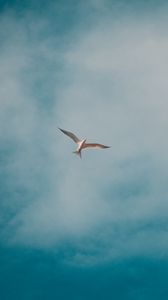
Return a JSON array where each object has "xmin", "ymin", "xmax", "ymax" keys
[{"xmin": 1, "ymin": 5, "xmax": 168, "ymax": 265}]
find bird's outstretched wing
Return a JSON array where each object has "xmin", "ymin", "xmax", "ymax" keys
[
  {"xmin": 82, "ymin": 143, "xmax": 110, "ymax": 149},
  {"xmin": 58, "ymin": 128, "xmax": 80, "ymax": 143}
]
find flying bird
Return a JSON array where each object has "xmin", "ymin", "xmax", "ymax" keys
[{"xmin": 58, "ymin": 128, "xmax": 110, "ymax": 158}]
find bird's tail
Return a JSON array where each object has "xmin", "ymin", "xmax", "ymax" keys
[{"xmin": 73, "ymin": 151, "xmax": 82, "ymax": 158}]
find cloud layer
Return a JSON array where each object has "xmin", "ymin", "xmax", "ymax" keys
[{"xmin": 1, "ymin": 3, "xmax": 168, "ymax": 265}]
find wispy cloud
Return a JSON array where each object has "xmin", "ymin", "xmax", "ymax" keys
[{"xmin": 1, "ymin": 2, "xmax": 168, "ymax": 266}]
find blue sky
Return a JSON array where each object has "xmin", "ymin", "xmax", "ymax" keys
[{"xmin": 1, "ymin": 0, "xmax": 168, "ymax": 299}]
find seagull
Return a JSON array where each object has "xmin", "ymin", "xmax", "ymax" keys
[{"xmin": 58, "ymin": 128, "xmax": 110, "ymax": 158}]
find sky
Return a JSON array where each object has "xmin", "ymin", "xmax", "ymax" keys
[{"xmin": 1, "ymin": 0, "xmax": 168, "ymax": 299}]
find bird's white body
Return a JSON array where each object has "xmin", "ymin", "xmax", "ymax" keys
[
  {"xmin": 59, "ymin": 128, "xmax": 110, "ymax": 158},
  {"xmin": 77, "ymin": 139, "xmax": 86, "ymax": 151},
  {"xmin": 74, "ymin": 139, "xmax": 87, "ymax": 158}
]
